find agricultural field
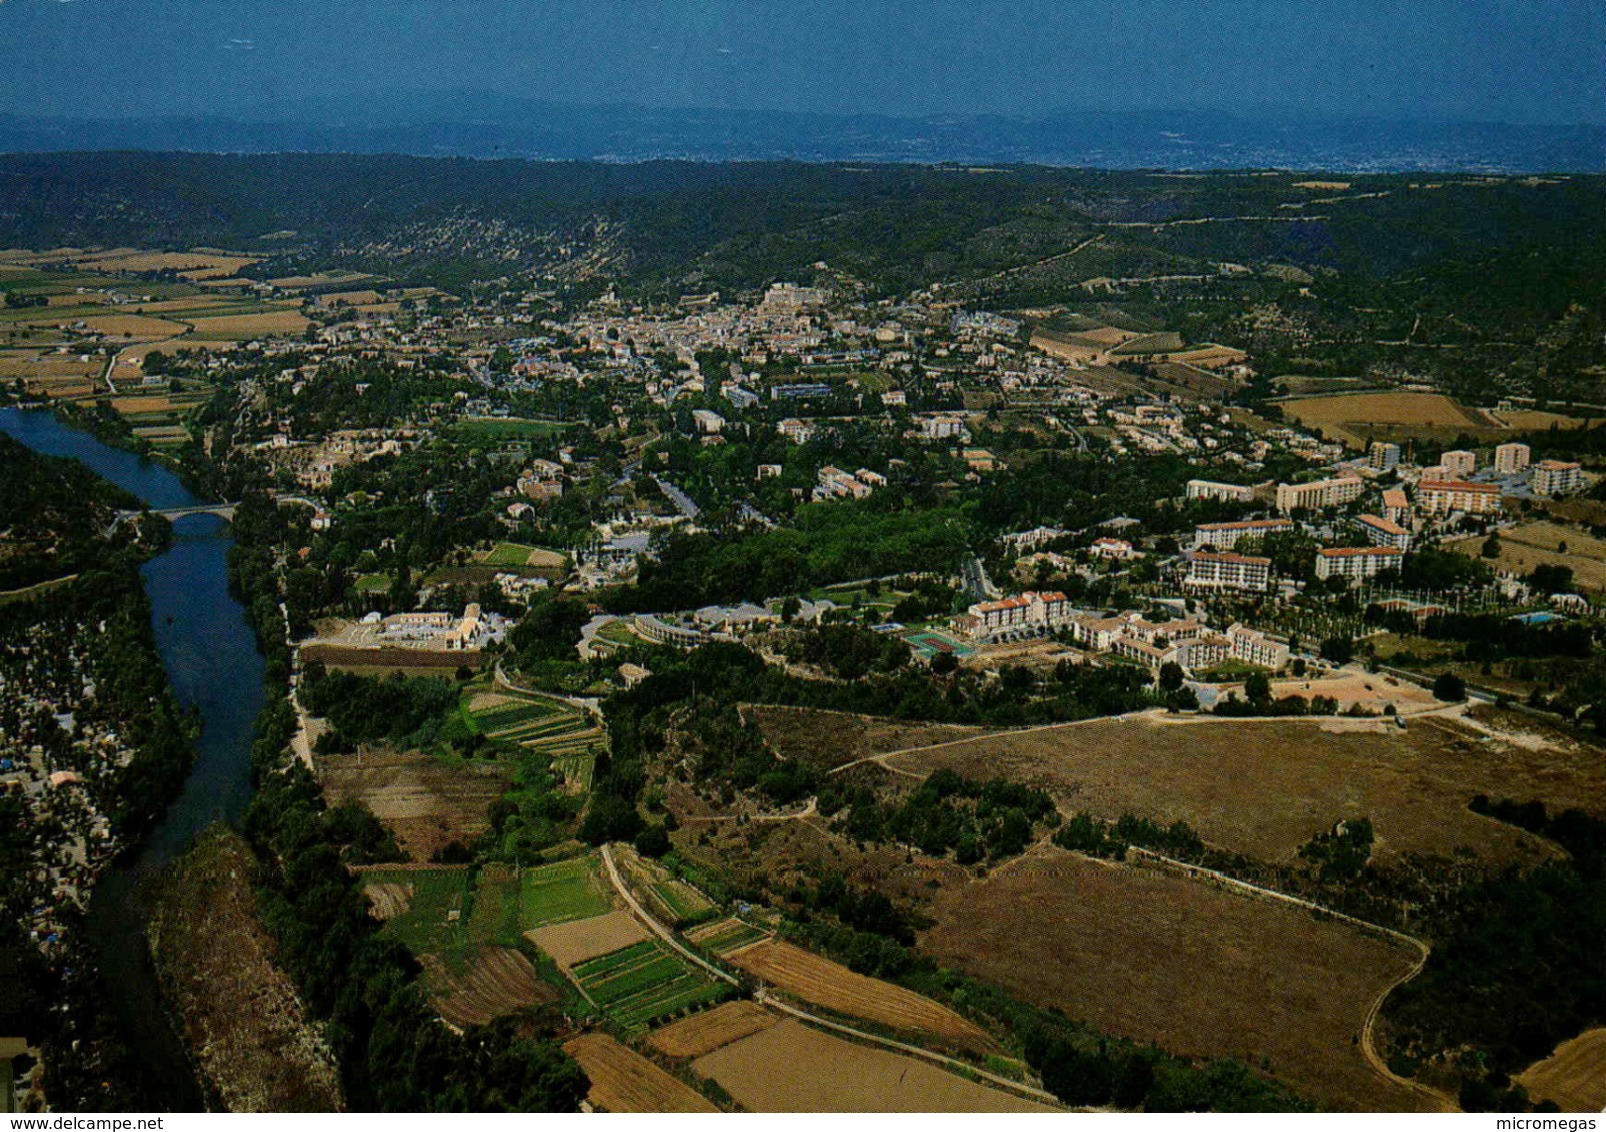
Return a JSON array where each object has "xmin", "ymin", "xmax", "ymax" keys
[
  {"xmin": 1280, "ymin": 392, "xmax": 1496, "ymax": 449},
  {"xmin": 520, "ymin": 856, "xmax": 615, "ymax": 928},
  {"xmin": 317, "ymin": 749, "xmax": 509, "ymax": 862},
  {"xmin": 1447, "ymin": 521, "xmax": 1606, "ymax": 592},
  {"xmin": 184, "ymin": 308, "xmax": 310, "ymax": 340},
  {"xmin": 690, "ymin": 1019, "xmax": 1054, "ymax": 1113},
  {"xmin": 1515, "ymin": 1028, "xmax": 1606, "ymax": 1113},
  {"xmin": 614, "ymin": 844, "xmax": 717, "ymax": 926},
  {"xmin": 562, "ymin": 1033, "xmax": 718, "ymax": 1114},
  {"xmin": 744, "ymin": 703, "xmax": 987, "ymax": 772},
  {"xmin": 527, "ymin": 909, "xmax": 649, "ymax": 968},
  {"xmin": 300, "ymin": 643, "xmax": 475, "ymax": 672},
  {"xmin": 419, "ymin": 947, "xmax": 558, "ymax": 1029},
  {"xmin": 478, "ymin": 541, "xmax": 567, "ymax": 571},
  {"xmin": 685, "ymin": 917, "xmax": 769, "ymax": 958},
  {"xmin": 649, "ymin": 1001, "xmax": 779, "ymax": 1059},
  {"xmin": 726, "ymin": 939, "xmax": 999, "ymax": 1057},
  {"xmin": 462, "ymin": 686, "xmax": 603, "ymax": 779},
  {"xmin": 569, "ymin": 940, "xmax": 730, "ymax": 1030},
  {"xmin": 879, "ymin": 711, "xmax": 1598, "ymax": 864},
  {"xmin": 919, "ymin": 846, "xmax": 1434, "ymax": 1112}
]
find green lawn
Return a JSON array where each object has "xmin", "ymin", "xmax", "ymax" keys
[{"xmin": 483, "ymin": 541, "xmax": 538, "ymax": 568}]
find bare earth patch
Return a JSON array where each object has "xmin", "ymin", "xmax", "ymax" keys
[
  {"xmin": 317, "ymin": 749, "xmax": 509, "ymax": 862},
  {"xmin": 744, "ymin": 703, "xmax": 988, "ymax": 771},
  {"xmin": 527, "ymin": 910, "xmax": 650, "ymax": 968},
  {"xmin": 362, "ymin": 881, "xmax": 413, "ymax": 920}
]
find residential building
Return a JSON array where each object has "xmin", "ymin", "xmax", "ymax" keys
[
  {"xmin": 966, "ymin": 591, "xmax": 1073, "ymax": 634},
  {"xmin": 1192, "ymin": 518, "xmax": 1293, "ymax": 551},
  {"xmin": 1441, "ymin": 450, "xmax": 1476, "ymax": 479},
  {"xmin": 1494, "ymin": 442, "xmax": 1531, "ymax": 475},
  {"xmin": 919, "ymin": 414, "xmax": 968, "ymax": 440},
  {"xmin": 1314, "ymin": 546, "xmax": 1405, "ymax": 581},
  {"xmin": 1381, "ymin": 488, "xmax": 1410, "ymax": 526},
  {"xmin": 1368, "ymin": 441, "xmax": 1402, "ymax": 471},
  {"xmin": 777, "ymin": 418, "xmax": 815, "ymax": 444},
  {"xmin": 1186, "ymin": 479, "xmax": 1255, "ymax": 503},
  {"xmin": 1418, "ymin": 479, "xmax": 1502, "ymax": 516},
  {"xmin": 1184, "ymin": 551, "xmax": 1272, "ymax": 592},
  {"xmin": 1531, "ymin": 460, "xmax": 1582, "ymax": 496},
  {"xmin": 1355, "ymin": 513, "xmax": 1411, "ymax": 551},
  {"xmin": 1090, "ymin": 537, "xmax": 1138, "ymax": 559},
  {"xmin": 1226, "ymin": 623, "xmax": 1289, "ymax": 669},
  {"xmin": 1274, "ymin": 473, "xmax": 1364, "ymax": 513}
]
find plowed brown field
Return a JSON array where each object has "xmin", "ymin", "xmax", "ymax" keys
[
  {"xmin": 563, "ymin": 1033, "xmax": 718, "ymax": 1113},
  {"xmin": 1516, "ymin": 1028, "xmax": 1606, "ymax": 1113},
  {"xmin": 727, "ymin": 940, "xmax": 997, "ymax": 1055},
  {"xmin": 649, "ymin": 1001, "xmax": 778, "ymax": 1058},
  {"xmin": 527, "ymin": 910, "xmax": 649, "ymax": 968},
  {"xmin": 420, "ymin": 947, "xmax": 557, "ymax": 1029}
]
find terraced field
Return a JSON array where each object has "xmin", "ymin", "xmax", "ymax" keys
[
  {"xmin": 614, "ymin": 845, "xmax": 718, "ymax": 927},
  {"xmin": 463, "ymin": 687, "xmax": 604, "ymax": 792},
  {"xmin": 571, "ymin": 940, "xmax": 731, "ymax": 1030},
  {"xmin": 521, "ymin": 856, "xmax": 615, "ymax": 928}
]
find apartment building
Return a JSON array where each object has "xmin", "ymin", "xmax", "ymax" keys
[
  {"xmin": 1226, "ymin": 623, "xmax": 1290, "ymax": 669},
  {"xmin": 1314, "ymin": 546, "xmax": 1405, "ymax": 581},
  {"xmin": 1532, "ymin": 460, "xmax": 1582, "ymax": 496},
  {"xmin": 1355, "ymin": 513, "xmax": 1411, "ymax": 551},
  {"xmin": 1368, "ymin": 441, "xmax": 1402, "ymax": 471},
  {"xmin": 1274, "ymin": 473, "xmax": 1364, "ymax": 513},
  {"xmin": 1381, "ymin": 488, "xmax": 1411, "ymax": 526},
  {"xmin": 1493, "ymin": 442, "xmax": 1531, "ymax": 475},
  {"xmin": 1440, "ymin": 450, "xmax": 1476, "ymax": 479},
  {"xmin": 1418, "ymin": 479, "xmax": 1502, "ymax": 516},
  {"xmin": 1192, "ymin": 517, "xmax": 1293, "ymax": 551},
  {"xmin": 967, "ymin": 591, "xmax": 1073, "ymax": 634},
  {"xmin": 1186, "ymin": 479, "xmax": 1256, "ymax": 503},
  {"xmin": 1184, "ymin": 551, "xmax": 1272, "ymax": 592}
]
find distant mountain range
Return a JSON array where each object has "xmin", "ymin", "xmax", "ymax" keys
[{"xmin": 1, "ymin": 95, "xmax": 1601, "ymax": 172}]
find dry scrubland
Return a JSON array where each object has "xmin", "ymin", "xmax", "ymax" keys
[
  {"xmin": 149, "ymin": 828, "xmax": 344, "ymax": 1112},
  {"xmin": 1515, "ymin": 1028, "xmax": 1606, "ymax": 1113},
  {"xmin": 690, "ymin": 1019, "xmax": 1055, "ymax": 1112},
  {"xmin": 920, "ymin": 846, "xmax": 1432, "ymax": 1112},
  {"xmin": 1448, "ymin": 521, "xmax": 1606, "ymax": 592},
  {"xmin": 316, "ymin": 749, "xmax": 509, "ymax": 862},
  {"xmin": 882, "ymin": 713, "xmax": 1597, "ymax": 863},
  {"xmin": 726, "ymin": 939, "xmax": 998, "ymax": 1056},
  {"xmin": 562, "ymin": 1033, "xmax": 717, "ymax": 1113},
  {"xmin": 744, "ymin": 703, "xmax": 987, "ymax": 771}
]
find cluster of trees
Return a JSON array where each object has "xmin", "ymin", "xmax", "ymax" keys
[
  {"xmin": 1364, "ymin": 606, "xmax": 1597, "ymax": 663},
  {"xmin": 779, "ymin": 622, "xmax": 909, "ymax": 680},
  {"xmin": 1054, "ymin": 812, "xmax": 1207, "ymax": 862},
  {"xmin": 836, "ymin": 770, "xmax": 1058, "ymax": 864},
  {"xmin": 1386, "ymin": 798, "xmax": 1606, "ymax": 1110},
  {"xmin": 1297, "ymin": 818, "xmax": 1375, "ymax": 882},
  {"xmin": 298, "ymin": 665, "xmax": 467, "ymax": 754}
]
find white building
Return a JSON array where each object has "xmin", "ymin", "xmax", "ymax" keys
[
  {"xmin": 1192, "ymin": 518, "xmax": 1293, "ymax": 551},
  {"xmin": 1531, "ymin": 460, "xmax": 1582, "ymax": 496},
  {"xmin": 1355, "ymin": 513, "xmax": 1411, "ymax": 551},
  {"xmin": 966, "ymin": 591, "xmax": 1073, "ymax": 634},
  {"xmin": 1418, "ymin": 479, "xmax": 1502, "ymax": 516},
  {"xmin": 1186, "ymin": 479, "xmax": 1255, "ymax": 503},
  {"xmin": 1226, "ymin": 623, "xmax": 1289, "ymax": 669},
  {"xmin": 1314, "ymin": 546, "xmax": 1404, "ymax": 581},
  {"xmin": 1275, "ymin": 473, "xmax": 1364, "ymax": 513},
  {"xmin": 1494, "ymin": 442, "xmax": 1532, "ymax": 475},
  {"xmin": 1184, "ymin": 551, "xmax": 1272, "ymax": 592},
  {"xmin": 1440, "ymin": 450, "xmax": 1476, "ymax": 479},
  {"xmin": 1368, "ymin": 442, "xmax": 1402, "ymax": 471},
  {"xmin": 691, "ymin": 409, "xmax": 726, "ymax": 434}
]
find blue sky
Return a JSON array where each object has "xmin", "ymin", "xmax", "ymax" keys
[{"xmin": 0, "ymin": 0, "xmax": 1600, "ymax": 123}]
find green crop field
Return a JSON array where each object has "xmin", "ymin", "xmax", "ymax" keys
[
  {"xmin": 483, "ymin": 541, "xmax": 538, "ymax": 568},
  {"xmin": 651, "ymin": 881, "xmax": 716, "ymax": 925},
  {"xmin": 366, "ymin": 867, "xmax": 475, "ymax": 957},
  {"xmin": 695, "ymin": 919, "xmax": 767, "ymax": 956},
  {"xmin": 570, "ymin": 939, "xmax": 730, "ymax": 1029},
  {"xmin": 520, "ymin": 857, "xmax": 613, "ymax": 927},
  {"xmin": 553, "ymin": 754, "xmax": 595, "ymax": 792}
]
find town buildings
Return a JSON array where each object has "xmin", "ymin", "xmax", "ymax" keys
[
  {"xmin": 1192, "ymin": 518, "xmax": 1293, "ymax": 551},
  {"xmin": 1355, "ymin": 513, "xmax": 1411, "ymax": 551},
  {"xmin": 1531, "ymin": 460, "xmax": 1582, "ymax": 496},
  {"xmin": 1417, "ymin": 479, "xmax": 1502, "ymax": 516},
  {"xmin": 1494, "ymin": 442, "xmax": 1532, "ymax": 475},
  {"xmin": 1184, "ymin": 550, "xmax": 1272, "ymax": 592},
  {"xmin": 1314, "ymin": 546, "xmax": 1405, "ymax": 581},
  {"xmin": 1275, "ymin": 473, "xmax": 1364, "ymax": 513}
]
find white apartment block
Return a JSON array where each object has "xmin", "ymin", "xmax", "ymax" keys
[
  {"xmin": 1226, "ymin": 623, "xmax": 1289, "ymax": 669},
  {"xmin": 1192, "ymin": 518, "xmax": 1293, "ymax": 551},
  {"xmin": 1418, "ymin": 479, "xmax": 1502, "ymax": 516},
  {"xmin": 1275, "ymin": 473, "xmax": 1364, "ymax": 513},
  {"xmin": 1531, "ymin": 460, "xmax": 1582, "ymax": 496},
  {"xmin": 1440, "ymin": 450, "xmax": 1476, "ymax": 479},
  {"xmin": 1184, "ymin": 551, "xmax": 1272, "ymax": 592},
  {"xmin": 1368, "ymin": 442, "xmax": 1402, "ymax": 471},
  {"xmin": 1494, "ymin": 442, "xmax": 1531, "ymax": 475},
  {"xmin": 1355, "ymin": 513, "xmax": 1411, "ymax": 551},
  {"xmin": 1381, "ymin": 488, "xmax": 1411, "ymax": 526},
  {"xmin": 1314, "ymin": 546, "xmax": 1404, "ymax": 581},
  {"xmin": 1186, "ymin": 478, "xmax": 1255, "ymax": 503}
]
